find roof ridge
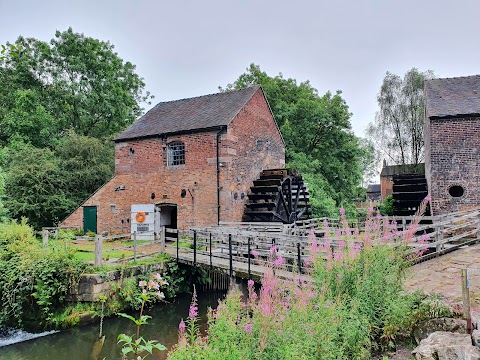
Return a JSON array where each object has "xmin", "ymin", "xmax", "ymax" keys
[
  {"xmin": 427, "ymin": 74, "xmax": 480, "ymax": 82},
  {"xmin": 152, "ymin": 84, "xmax": 260, "ymax": 105}
]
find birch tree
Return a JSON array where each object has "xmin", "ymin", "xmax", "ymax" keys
[{"xmin": 367, "ymin": 68, "xmax": 434, "ymax": 169}]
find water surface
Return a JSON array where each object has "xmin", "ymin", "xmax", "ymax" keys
[{"xmin": 0, "ymin": 291, "xmax": 225, "ymax": 360}]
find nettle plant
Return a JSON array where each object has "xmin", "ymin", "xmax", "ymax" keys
[
  {"xmin": 169, "ymin": 198, "xmax": 432, "ymax": 359},
  {"xmin": 117, "ymin": 273, "xmax": 168, "ymax": 359}
]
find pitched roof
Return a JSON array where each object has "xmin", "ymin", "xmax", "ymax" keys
[
  {"xmin": 380, "ymin": 163, "xmax": 425, "ymax": 177},
  {"xmin": 425, "ymin": 75, "xmax": 480, "ymax": 119},
  {"xmin": 114, "ymin": 85, "xmax": 261, "ymax": 142}
]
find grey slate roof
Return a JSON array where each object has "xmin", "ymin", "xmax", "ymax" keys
[
  {"xmin": 115, "ymin": 85, "xmax": 261, "ymax": 142},
  {"xmin": 380, "ymin": 163, "xmax": 425, "ymax": 177},
  {"xmin": 425, "ymin": 75, "xmax": 480, "ymax": 119}
]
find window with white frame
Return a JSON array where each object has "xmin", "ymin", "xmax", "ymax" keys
[{"xmin": 167, "ymin": 141, "xmax": 185, "ymax": 166}]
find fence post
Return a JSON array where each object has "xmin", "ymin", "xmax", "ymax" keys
[
  {"xmin": 229, "ymin": 234, "xmax": 233, "ymax": 277},
  {"xmin": 193, "ymin": 230, "xmax": 197, "ymax": 266},
  {"xmin": 176, "ymin": 231, "xmax": 179, "ymax": 263},
  {"xmin": 160, "ymin": 226, "xmax": 166, "ymax": 252},
  {"xmin": 462, "ymin": 269, "xmax": 473, "ymax": 334},
  {"xmin": 209, "ymin": 233, "xmax": 212, "ymax": 269},
  {"xmin": 42, "ymin": 229, "xmax": 49, "ymax": 248},
  {"xmin": 95, "ymin": 235, "xmax": 103, "ymax": 267},
  {"xmin": 248, "ymin": 237, "xmax": 251, "ymax": 279},
  {"xmin": 297, "ymin": 242, "xmax": 302, "ymax": 274},
  {"xmin": 133, "ymin": 231, "xmax": 137, "ymax": 262}
]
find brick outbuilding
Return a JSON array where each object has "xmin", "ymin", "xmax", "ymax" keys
[
  {"xmin": 62, "ymin": 86, "xmax": 285, "ymax": 234},
  {"xmin": 424, "ymin": 75, "xmax": 480, "ymax": 215}
]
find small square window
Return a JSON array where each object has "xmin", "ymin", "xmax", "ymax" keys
[
  {"xmin": 168, "ymin": 141, "xmax": 185, "ymax": 166},
  {"xmin": 110, "ymin": 204, "xmax": 116, "ymax": 213}
]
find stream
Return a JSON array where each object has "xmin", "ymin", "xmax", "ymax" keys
[{"xmin": 0, "ymin": 291, "xmax": 226, "ymax": 360}]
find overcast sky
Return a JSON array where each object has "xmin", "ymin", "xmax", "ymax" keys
[{"xmin": 1, "ymin": 0, "xmax": 479, "ymax": 137}]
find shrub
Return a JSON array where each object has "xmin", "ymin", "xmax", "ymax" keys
[
  {"xmin": 0, "ymin": 220, "xmax": 92, "ymax": 330},
  {"xmin": 169, "ymin": 201, "xmax": 432, "ymax": 359}
]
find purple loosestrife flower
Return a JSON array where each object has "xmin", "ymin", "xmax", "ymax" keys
[
  {"xmin": 244, "ymin": 323, "xmax": 253, "ymax": 333},
  {"xmin": 248, "ymin": 279, "xmax": 254, "ymax": 287},
  {"xmin": 274, "ymin": 257, "xmax": 284, "ymax": 266},
  {"xmin": 189, "ymin": 305, "xmax": 198, "ymax": 318},
  {"xmin": 179, "ymin": 320, "xmax": 186, "ymax": 331},
  {"xmin": 339, "ymin": 208, "xmax": 345, "ymax": 215},
  {"xmin": 251, "ymin": 250, "xmax": 258, "ymax": 258}
]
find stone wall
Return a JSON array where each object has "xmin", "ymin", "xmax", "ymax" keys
[
  {"xmin": 428, "ymin": 117, "xmax": 480, "ymax": 215},
  {"xmin": 68, "ymin": 263, "xmax": 165, "ymax": 302}
]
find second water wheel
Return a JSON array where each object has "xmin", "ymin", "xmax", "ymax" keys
[{"xmin": 243, "ymin": 168, "xmax": 311, "ymax": 223}]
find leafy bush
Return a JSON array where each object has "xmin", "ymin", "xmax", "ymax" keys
[
  {"xmin": 0, "ymin": 220, "xmax": 92, "ymax": 330},
  {"xmin": 379, "ymin": 195, "xmax": 395, "ymax": 216}
]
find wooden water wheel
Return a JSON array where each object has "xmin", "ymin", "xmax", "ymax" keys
[{"xmin": 243, "ymin": 168, "xmax": 311, "ymax": 223}]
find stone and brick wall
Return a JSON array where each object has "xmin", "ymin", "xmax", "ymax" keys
[
  {"xmin": 427, "ymin": 117, "xmax": 480, "ymax": 215},
  {"xmin": 62, "ymin": 88, "xmax": 285, "ymax": 232}
]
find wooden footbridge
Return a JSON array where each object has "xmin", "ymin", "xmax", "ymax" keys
[{"xmin": 162, "ymin": 209, "xmax": 480, "ymax": 281}]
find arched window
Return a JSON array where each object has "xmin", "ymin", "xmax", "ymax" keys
[{"xmin": 168, "ymin": 141, "xmax": 185, "ymax": 166}]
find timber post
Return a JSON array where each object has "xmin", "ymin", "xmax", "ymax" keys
[
  {"xmin": 461, "ymin": 269, "xmax": 473, "ymax": 334},
  {"xmin": 248, "ymin": 237, "xmax": 251, "ymax": 279},
  {"xmin": 42, "ymin": 229, "xmax": 49, "ymax": 248},
  {"xmin": 159, "ymin": 226, "xmax": 166, "ymax": 252},
  {"xmin": 176, "ymin": 232, "xmax": 179, "ymax": 263},
  {"xmin": 209, "ymin": 233, "xmax": 212, "ymax": 269},
  {"xmin": 133, "ymin": 231, "xmax": 137, "ymax": 262},
  {"xmin": 94, "ymin": 235, "xmax": 103, "ymax": 267},
  {"xmin": 297, "ymin": 242, "xmax": 302, "ymax": 274},
  {"xmin": 229, "ymin": 234, "xmax": 233, "ymax": 277},
  {"xmin": 193, "ymin": 230, "xmax": 197, "ymax": 266}
]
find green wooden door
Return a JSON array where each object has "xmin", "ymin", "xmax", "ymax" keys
[{"xmin": 83, "ymin": 206, "xmax": 97, "ymax": 234}]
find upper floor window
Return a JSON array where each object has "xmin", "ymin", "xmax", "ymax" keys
[{"xmin": 168, "ymin": 141, "xmax": 185, "ymax": 166}]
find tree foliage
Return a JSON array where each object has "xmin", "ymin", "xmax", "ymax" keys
[
  {"xmin": 0, "ymin": 28, "xmax": 152, "ymax": 142},
  {"xmin": 0, "ymin": 29, "xmax": 148, "ymax": 228},
  {"xmin": 223, "ymin": 64, "xmax": 368, "ymax": 216},
  {"xmin": 367, "ymin": 68, "xmax": 434, "ymax": 168}
]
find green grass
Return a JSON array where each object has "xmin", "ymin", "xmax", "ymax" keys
[{"xmin": 73, "ymin": 249, "xmax": 133, "ymax": 261}]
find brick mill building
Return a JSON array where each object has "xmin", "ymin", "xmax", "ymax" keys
[
  {"xmin": 62, "ymin": 85, "xmax": 285, "ymax": 234},
  {"xmin": 424, "ymin": 75, "xmax": 480, "ymax": 215}
]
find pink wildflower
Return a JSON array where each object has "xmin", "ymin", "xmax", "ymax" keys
[
  {"xmin": 274, "ymin": 256, "xmax": 284, "ymax": 266},
  {"xmin": 251, "ymin": 250, "xmax": 258, "ymax": 258},
  {"xmin": 148, "ymin": 280, "xmax": 160, "ymax": 290},
  {"xmin": 425, "ymin": 195, "xmax": 432, "ymax": 201},
  {"xmin": 339, "ymin": 240, "xmax": 346, "ymax": 247},
  {"xmin": 154, "ymin": 291, "xmax": 165, "ymax": 299},
  {"xmin": 244, "ymin": 323, "xmax": 253, "ymax": 333},
  {"xmin": 189, "ymin": 305, "xmax": 198, "ymax": 318},
  {"xmin": 323, "ymin": 220, "xmax": 329, "ymax": 228},
  {"xmin": 339, "ymin": 208, "xmax": 345, "ymax": 215},
  {"xmin": 179, "ymin": 320, "xmax": 186, "ymax": 331},
  {"xmin": 248, "ymin": 279, "xmax": 254, "ymax": 287},
  {"xmin": 368, "ymin": 206, "xmax": 374, "ymax": 213},
  {"xmin": 138, "ymin": 280, "xmax": 147, "ymax": 287}
]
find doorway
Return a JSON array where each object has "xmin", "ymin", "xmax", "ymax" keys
[
  {"xmin": 83, "ymin": 206, "xmax": 97, "ymax": 234},
  {"xmin": 155, "ymin": 203, "xmax": 178, "ymax": 231}
]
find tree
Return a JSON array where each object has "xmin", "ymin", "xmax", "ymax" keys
[
  {"xmin": 0, "ymin": 167, "xmax": 7, "ymax": 221},
  {"xmin": 0, "ymin": 28, "xmax": 152, "ymax": 143},
  {"xmin": 4, "ymin": 143, "xmax": 75, "ymax": 229},
  {"xmin": 223, "ymin": 64, "xmax": 368, "ymax": 215},
  {"xmin": 56, "ymin": 132, "xmax": 114, "ymax": 207},
  {"xmin": 367, "ymin": 68, "xmax": 434, "ymax": 168}
]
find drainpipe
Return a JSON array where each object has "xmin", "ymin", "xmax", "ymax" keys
[{"xmin": 216, "ymin": 127, "xmax": 226, "ymax": 225}]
